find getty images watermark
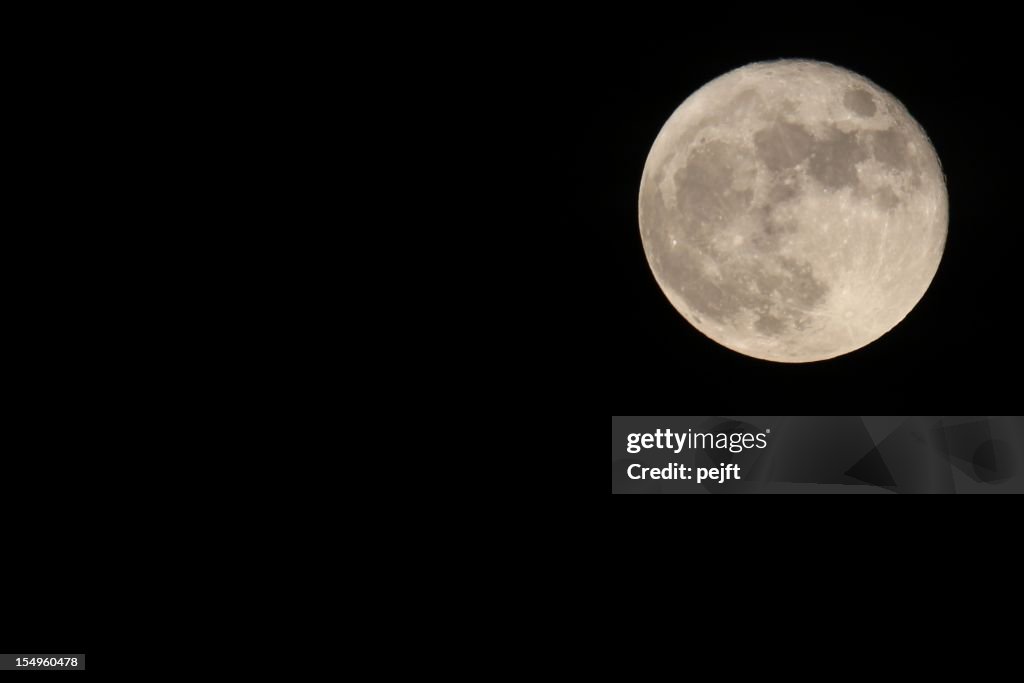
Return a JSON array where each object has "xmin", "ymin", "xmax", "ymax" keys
[{"xmin": 625, "ymin": 427, "xmax": 770, "ymax": 484}]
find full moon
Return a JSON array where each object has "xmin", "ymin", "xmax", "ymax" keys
[{"xmin": 639, "ymin": 60, "xmax": 947, "ymax": 362}]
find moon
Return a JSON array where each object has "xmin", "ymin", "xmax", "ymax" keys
[{"xmin": 638, "ymin": 60, "xmax": 947, "ymax": 362}]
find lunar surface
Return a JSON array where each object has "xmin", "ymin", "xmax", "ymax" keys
[{"xmin": 639, "ymin": 60, "xmax": 947, "ymax": 362}]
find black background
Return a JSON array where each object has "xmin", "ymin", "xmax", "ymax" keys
[{"xmin": 553, "ymin": 22, "xmax": 1023, "ymax": 416}]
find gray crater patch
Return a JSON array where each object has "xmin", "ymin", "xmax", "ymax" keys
[
  {"xmin": 660, "ymin": 243, "xmax": 829, "ymax": 338},
  {"xmin": 754, "ymin": 121, "xmax": 813, "ymax": 171},
  {"xmin": 776, "ymin": 257, "xmax": 829, "ymax": 309},
  {"xmin": 755, "ymin": 314, "xmax": 786, "ymax": 335},
  {"xmin": 844, "ymin": 88, "xmax": 876, "ymax": 117},
  {"xmin": 874, "ymin": 186, "xmax": 901, "ymax": 210},
  {"xmin": 808, "ymin": 127, "xmax": 867, "ymax": 188},
  {"xmin": 674, "ymin": 141, "xmax": 752, "ymax": 241},
  {"xmin": 767, "ymin": 176, "xmax": 800, "ymax": 204},
  {"xmin": 722, "ymin": 89, "xmax": 763, "ymax": 121},
  {"xmin": 871, "ymin": 129, "xmax": 910, "ymax": 168},
  {"xmin": 659, "ymin": 246, "xmax": 735, "ymax": 323}
]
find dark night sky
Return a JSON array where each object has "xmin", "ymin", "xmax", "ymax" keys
[{"xmin": 556, "ymin": 25, "xmax": 1023, "ymax": 416}]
